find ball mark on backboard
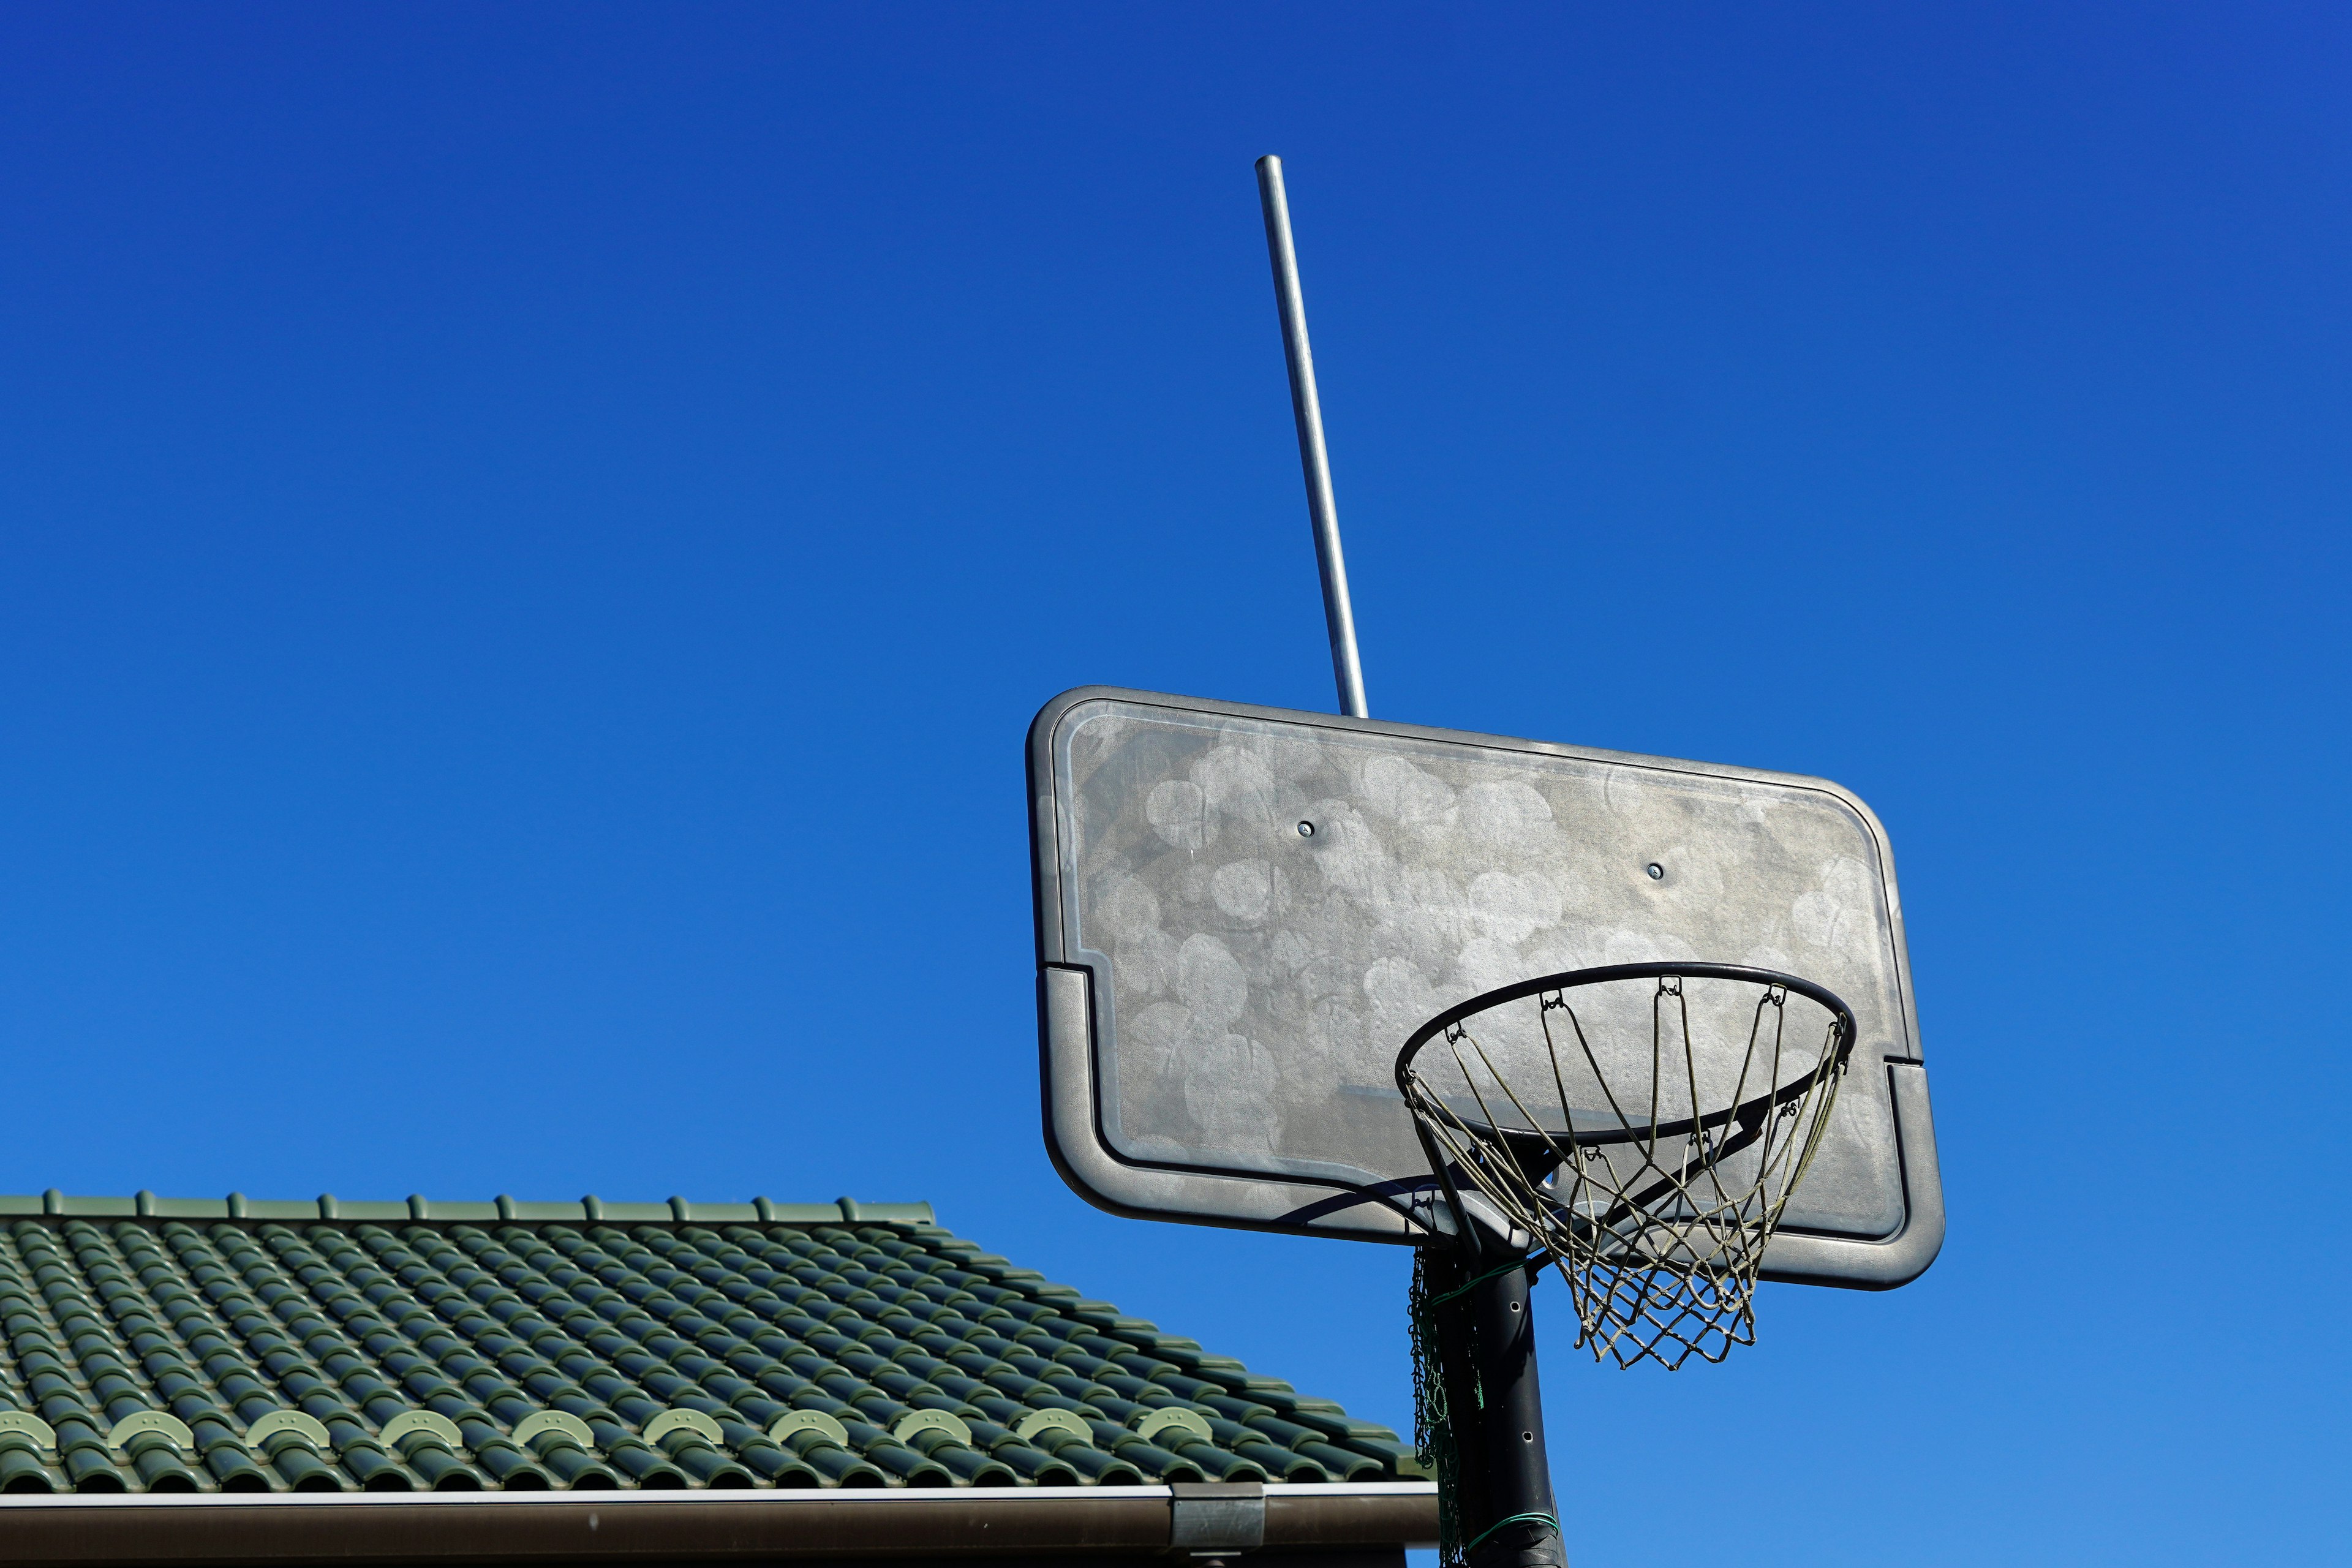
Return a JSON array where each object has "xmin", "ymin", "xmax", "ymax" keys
[
  {"xmin": 1210, "ymin": 859, "xmax": 1276, "ymax": 924},
  {"xmin": 1146, "ymin": 779, "xmax": 1213, "ymax": 850}
]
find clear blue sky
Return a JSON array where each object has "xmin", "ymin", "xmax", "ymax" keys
[{"xmin": 2, "ymin": 6, "xmax": 2345, "ymax": 1563}]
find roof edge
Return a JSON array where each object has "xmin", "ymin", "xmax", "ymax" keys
[{"xmin": 0, "ymin": 1191, "xmax": 936, "ymax": 1226}]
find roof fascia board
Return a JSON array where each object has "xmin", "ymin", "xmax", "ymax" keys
[{"xmin": 0, "ymin": 1482, "xmax": 1439, "ymax": 1562}]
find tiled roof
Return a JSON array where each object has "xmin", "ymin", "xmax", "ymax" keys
[{"xmin": 0, "ymin": 1193, "xmax": 1419, "ymax": 1496}]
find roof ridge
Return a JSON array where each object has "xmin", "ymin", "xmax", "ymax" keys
[{"xmin": 0, "ymin": 1192, "xmax": 935, "ymax": 1226}]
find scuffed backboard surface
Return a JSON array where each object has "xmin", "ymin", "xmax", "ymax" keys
[{"xmin": 1033, "ymin": 690, "xmax": 1932, "ymax": 1253}]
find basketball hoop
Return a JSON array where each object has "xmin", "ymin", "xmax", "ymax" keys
[
  {"xmin": 1025, "ymin": 152, "xmax": 1945, "ymax": 1568},
  {"xmin": 1397, "ymin": 963, "xmax": 1856, "ymax": 1371}
]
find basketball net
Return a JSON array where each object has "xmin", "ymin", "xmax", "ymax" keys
[{"xmin": 1403, "ymin": 972, "xmax": 1851, "ymax": 1372}]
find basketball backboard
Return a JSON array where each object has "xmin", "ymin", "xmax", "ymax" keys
[{"xmin": 1028, "ymin": 687, "xmax": 1942, "ymax": 1289}]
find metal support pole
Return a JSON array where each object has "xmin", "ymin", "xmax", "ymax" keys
[
  {"xmin": 1464, "ymin": 1262, "xmax": 1566, "ymax": 1568},
  {"xmin": 1256, "ymin": 154, "xmax": 1370, "ymax": 720}
]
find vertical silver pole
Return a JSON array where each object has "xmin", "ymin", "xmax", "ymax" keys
[{"xmin": 1257, "ymin": 155, "xmax": 1370, "ymax": 720}]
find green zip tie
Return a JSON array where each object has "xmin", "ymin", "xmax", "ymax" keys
[
  {"xmin": 1463, "ymin": 1510, "xmax": 1561, "ymax": 1554},
  {"xmin": 1416, "ymin": 1254, "xmax": 1540, "ymax": 1320}
]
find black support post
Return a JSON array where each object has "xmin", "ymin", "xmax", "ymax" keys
[{"xmin": 1463, "ymin": 1262, "xmax": 1565, "ymax": 1568}]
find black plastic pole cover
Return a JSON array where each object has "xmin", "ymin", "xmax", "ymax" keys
[{"xmin": 1466, "ymin": 1263, "xmax": 1567, "ymax": 1568}]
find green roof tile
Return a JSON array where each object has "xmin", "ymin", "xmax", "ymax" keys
[{"xmin": 0, "ymin": 1195, "xmax": 1414, "ymax": 1496}]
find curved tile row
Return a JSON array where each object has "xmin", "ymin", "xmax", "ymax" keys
[{"xmin": 0, "ymin": 1214, "xmax": 1417, "ymax": 1493}]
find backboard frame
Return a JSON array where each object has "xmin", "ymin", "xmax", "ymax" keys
[{"xmin": 1030, "ymin": 685, "xmax": 1943, "ymax": 1289}]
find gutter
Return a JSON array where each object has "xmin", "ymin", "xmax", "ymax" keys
[{"xmin": 0, "ymin": 1480, "xmax": 1439, "ymax": 1565}]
